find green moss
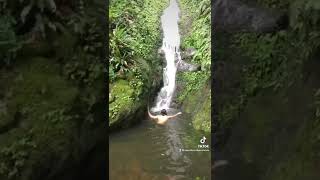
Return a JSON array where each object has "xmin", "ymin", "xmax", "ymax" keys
[
  {"xmin": 183, "ymin": 90, "xmax": 200, "ymax": 114},
  {"xmin": 109, "ymin": 80, "xmax": 135, "ymax": 126},
  {"xmin": 224, "ymin": 77, "xmax": 319, "ymax": 179},
  {"xmin": 0, "ymin": 57, "xmax": 80, "ymax": 179},
  {"xmin": 0, "ymin": 57, "xmax": 78, "ymax": 130},
  {"xmin": 176, "ymin": 71, "xmax": 209, "ymax": 103},
  {"xmin": 193, "ymin": 92, "xmax": 211, "ymax": 133},
  {"xmin": 182, "ymin": 83, "xmax": 211, "ymax": 132},
  {"xmin": 7, "ymin": 57, "xmax": 78, "ymax": 121}
]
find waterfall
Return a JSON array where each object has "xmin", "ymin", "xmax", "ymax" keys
[{"xmin": 152, "ymin": 0, "xmax": 181, "ymax": 112}]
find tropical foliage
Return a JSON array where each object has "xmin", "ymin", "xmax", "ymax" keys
[
  {"xmin": 177, "ymin": 0, "xmax": 211, "ymax": 103},
  {"xmin": 109, "ymin": 0, "xmax": 167, "ymax": 82},
  {"xmin": 108, "ymin": 0, "xmax": 168, "ymax": 124},
  {"xmin": 0, "ymin": 0, "xmax": 105, "ymax": 66},
  {"xmin": 180, "ymin": 0, "xmax": 211, "ymax": 71}
]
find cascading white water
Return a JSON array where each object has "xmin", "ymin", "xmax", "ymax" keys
[{"xmin": 152, "ymin": 0, "xmax": 181, "ymax": 112}]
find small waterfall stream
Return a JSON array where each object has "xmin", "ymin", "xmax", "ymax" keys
[
  {"xmin": 109, "ymin": 1, "xmax": 211, "ymax": 179},
  {"xmin": 153, "ymin": 0, "xmax": 182, "ymax": 112}
]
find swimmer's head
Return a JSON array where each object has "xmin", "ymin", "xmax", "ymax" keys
[{"xmin": 160, "ymin": 109, "xmax": 167, "ymax": 116}]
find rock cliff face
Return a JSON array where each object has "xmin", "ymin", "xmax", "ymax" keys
[{"xmin": 213, "ymin": 0, "xmax": 320, "ymax": 179}]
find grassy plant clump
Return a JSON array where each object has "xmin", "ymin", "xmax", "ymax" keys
[
  {"xmin": 177, "ymin": 71, "xmax": 209, "ymax": 103},
  {"xmin": 109, "ymin": 0, "xmax": 168, "ymax": 81},
  {"xmin": 180, "ymin": 0, "xmax": 211, "ymax": 70}
]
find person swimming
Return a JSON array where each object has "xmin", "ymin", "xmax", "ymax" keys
[{"xmin": 148, "ymin": 106, "xmax": 182, "ymax": 125}]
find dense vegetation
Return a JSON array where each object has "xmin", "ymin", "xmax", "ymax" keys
[
  {"xmin": 218, "ymin": 0, "xmax": 320, "ymax": 135},
  {"xmin": 216, "ymin": 0, "xmax": 320, "ymax": 179},
  {"xmin": 178, "ymin": 0, "xmax": 211, "ymax": 102},
  {"xmin": 0, "ymin": 1, "xmax": 106, "ymax": 179},
  {"xmin": 108, "ymin": 0, "xmax": 168, "ymax": 127},
  {"xmin": 177, "ymin": 0, "xmax": 211, "ymax": 132}
]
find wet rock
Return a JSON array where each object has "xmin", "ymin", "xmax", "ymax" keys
[
  {"xmin": 157, "ymin": 48, "xmax": 165, "ymax": 59},
  {"xmin": 213, "ymin": 160, "xmax": 229, "ymax": 169},
  {"xmin": 170, "ymin": 102, "xmax": 179, "ymax": 109},
  {"xmin": 177, "ymin": 60, "xmax": 200, "ymax": 72},
  {"xmin": 160, "ymin": 90, "xmax": 167, "ymax": 99},
  {"xmin": 213, "ymin": 0, "xmax": 288, "ymax": 32},
  {"xmin": 158, "ymin": 48, "xmax": 165, "ymax": 55},
  {"xmin": 181, "ymin": 48, "xmax": 196, "ymax": 59}
]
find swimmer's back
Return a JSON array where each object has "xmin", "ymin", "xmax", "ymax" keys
[{"xmin": 156, "ymin": 116, "xmax": 170, "ymax": 125}]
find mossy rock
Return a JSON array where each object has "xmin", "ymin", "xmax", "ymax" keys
[
  {"xmin": 0, "ymin": 57, "xmax": 81, "ymax": 180},
  {"xmin": 193, "ymin": 93, "xmax": 211, "ymax": 133},
  {"xmin": 13, "ymin": 57, "xmax": 77, "ymax": 106},
  {"xmin": 108, "ymin": 75, "xmax": 161, "ymax": 131},
  {"xmin": 0, "ymin": 57, "xmax": 78, "ymax": 133},
  {"xmin": 109, "ymin": 80, "xmax": 135, "ymax": 126},
  {"xmin": 182, "ymin": 82, "xmax": 211, "ymax": 133},
  {"xmin": 182, "ymin": 89, "xmax": 201, "ymax": 114}
]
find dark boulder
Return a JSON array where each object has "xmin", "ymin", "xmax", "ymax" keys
[
  {"xmin": 158, "ymin": 48, "xmax": 165, "ymax": 55},
  {"xmin": 181, "ymin": 47, "xmax": 196, "ymax": 60},
  {"xmin": 213, "ymin": 0, "xmax": 288, "ymax": 32},
  {"xmin": 177, "ymin": 60, "xmax": 200, "ymax": 72}
]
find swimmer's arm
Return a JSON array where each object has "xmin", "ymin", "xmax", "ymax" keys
[
  {"xmin": 148, "ymin": 107, "xmax": 157, "ymax": 119},
  {"xmin": 167, "ymin": 112, "xmax": 182, "ymax": 119}
]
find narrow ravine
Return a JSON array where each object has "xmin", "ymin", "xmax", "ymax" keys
[{"xmin": 109, "ymin": 0, "xmax": 211, "ymax": 179}]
